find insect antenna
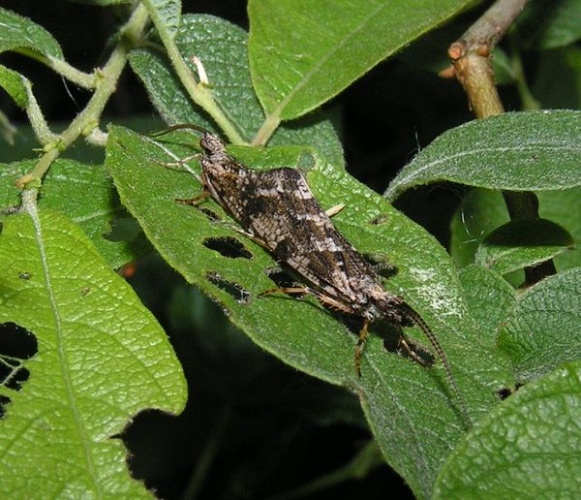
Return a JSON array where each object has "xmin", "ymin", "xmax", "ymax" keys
[
  {"xmin": 151, "ymin": 123, "xmax": 211, "ymax": 137},
  {"xmin": 401, "ymin": 303, "xmax": 472, "ymax": 428},
  {"xmin": 149, "ymin": 124, "xmax": 217, "ymax": 182}
]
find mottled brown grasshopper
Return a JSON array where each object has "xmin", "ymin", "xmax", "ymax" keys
[{"xmin": 168, "ymin": 125, "xmax": 468, "ymax": 421}]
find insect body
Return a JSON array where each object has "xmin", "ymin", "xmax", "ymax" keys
[{"xmin": 179, "ymin": 127, "xmax": 467, "ymax": 422}]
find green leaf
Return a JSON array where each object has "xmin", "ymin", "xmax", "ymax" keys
[
  {"xmin": 0, "ymin": 65, "xmax": 29, "ymax": 109},
  {"xmin": 450, "ymin": 188, "xmax": 581, "ymax": 272},
  {"xmin": 106, "ymin": 125, "xmax": 511, "ymax": 498},
  {"xmin": 534, "ymin": 45, "xmax": 581, "ymax": 110},
  {"xmin": 517, "ymin": 0, "xmax": 581, "ymax": 49},
  {"xmin": 435, "ymin": 362, "xmax": 581, "ymax": 498},
  {"xmin": 130, "ymin": 14, "xmax": 263, "ymax": 139},
  {"xmin": 0, "ymin": 159, "xmax": 144, "ymax": 270},
  {"xmin": 458, "ymin": 265, "xmax": 516, "ymax": 347},
  {"xmin": 247, "ymin": 0, "xmax": 476, "ymax": 120},
  {"xmin": 0, "ymin": 6, "xmax": 63, "ymax": 59},
  {"xmin": 498, "ymin": 267, "xmax": 581, "ymax": 382},
  {"xmin": 385, "ymin": 110, "xmax": 581, "ymax": 200},
  {"xmin": 141, "ymin": 0, "xmax": 182, "ymax": 38},
  {"xmin": 538, "ymin": 188, "xmax": 581, "ymax": 270},
  {"xmin": 130, "ymin": 14, "xmax": 345, "ymax": 166},
  {"xmin": 475, "ymin": 218, "xmax": 574, "ymax": 275},
  {"xmin": 450, "ymin": 189, "xmax": 509, "ymax": 269},
  {"xmin": 169, "ymin": 285, "xmax": 366, "ymax": 428},
  {"xmin": 0, "ymin": 208, "xmax": 186, "ymax": 497}
]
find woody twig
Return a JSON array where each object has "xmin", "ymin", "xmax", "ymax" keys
[
  {"xmin": 442, "ymin": 0, "xmax": 529, "ymax": 118},
  {"xmin": 442, "ymin": 0, "xmax": 556, "ymax": 285}
]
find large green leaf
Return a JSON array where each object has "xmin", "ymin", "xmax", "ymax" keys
[
  {"xmin": 498, "ymin": 267, "xmax": 581, "ymax": 383},
  {"xmin": 0, "ymin": 159, "xmax": 144, "ymax": 270},
  {"xmin": 457, "ymin": 265, "xmax": 516, "ymax": 344},
  {"xmin": 0, "ymin": 65, "xmax": 29, "ymax": 109},
  {"xmin": 129, "ymin": 14, "xmax": 345, "ymax": 166},
  {"xmin": 0, "ymin": 208, "xmax": 186, "ymax": 497},
  {"xmin": 0, "ymin": 6, "xmax": 63, "ymax": 59},
  {"xmin": 0, "ymin": 6, "xmax": 63, "ymax": 112},
  {"xmin": 105, "ymin": 125, "xmax": 510, "ymax": 498},
  {"xmin": 475, "ymin": 218, "xmax": 573, "ymax": 275},
  {"xmin": 450, "ymin": 188, "xmax": 581, "ymax": 272},
  {"xmin": 435, "ymin": 361, "xmax": 581, "ymax": 498},
  {"xmin": 247, "ymin": 0, "xmax": 476, "ymax": 120},
  {"xmin": 386, "ymin": 110, "xmax": 581, "ymax": 200},
  {"xmin": 141, "ymin": 0, "xmax": 182, "ymax": 38},
  {"xmin": 130, "ymin": 14, "xmax": 264, "ymax": 139},
  {"xmin": 517, "ymin": 0, "xmax": 581, "ymax": 49}
]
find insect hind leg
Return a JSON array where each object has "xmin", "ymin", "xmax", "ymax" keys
[
  {"xmin": 354, "ymin": 320, "xmax": 370, "ymax": 377},
  {"xmin": 261, "ymin": 285, "xmax": 370, "ymax": 377}
]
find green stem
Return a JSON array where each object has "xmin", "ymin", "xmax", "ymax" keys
[
  {"xmin": 509, "ymin": 39, "xmax": 540, "ymax": 111},
  {"xmin": 141, "ymin": 0, "xmax": 244, "ymax": 144},
  {"xmin": 23, "ymin": 77, "xmax": 57, "ymax": 145},
  {"xmin": 16, "ymin": 3, "xmax": 151, "ymax": 189},
  {"xmin": 14, "ymin": 48, "xmax": 95, "ymax": 89},
  {"xmin": 252, "ymin": 114, "xmax": 281, "ymax": 146},
  {"xmin": 47, "ymin": 56, "xmax": 96, "ymax": 89}
]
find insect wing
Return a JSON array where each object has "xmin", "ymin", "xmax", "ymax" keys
[{"xmin": 242, "ymin": 168, "xmax": 378, "ymax": 306}]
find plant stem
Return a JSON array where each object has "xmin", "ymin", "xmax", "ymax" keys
[
  {"xmin": 47, "ymin": 56, "xmax": 96, "ymax": 89},
  {"xmin": 23, "ymin": 77, "xmax": 57, "ymax": 145},
  {"xmin": 443, "ymin": 0, "xmax": 554, "ymax": 285},
  {"xmin": 509, "ymin": 37, "xmax": 541, "ymax": 111},
  {"xmin": 14, "ymin": 48, "xmax": 95, "ymax": 89},
  {"xmin": 16, "ymin": 3, "xmax": 151, "ymax": 189},
  {"xmin": 445, "ymin": 0, "xmax": 530, "ymax": 117},
  {"xmin": 252, "ymin": 115, "xmax": 282, "ymax": 147},
  {"xmin": 141, "ymin": 0, "xmax": 244, "ymax": 144}
]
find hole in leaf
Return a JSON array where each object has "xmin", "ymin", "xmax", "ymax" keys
[
  {"xmin": 370, "ymin": 214, "xmax": 390, "ymax": 225},
  {"xmin": 498, "ymin": 383, "xmax": 522, "ymax": 400},
  {"xmin": 0, "ymin": 322, "xmax": 38, "ymax": 417},
  {"xmin": 0, "ymin": 395, "xmax": 10, "ymax": 419},
  {"xmin": 346, "ymin": 318, "xmax": 435, "ymax": 369},
  {"xmin": 262, "ymin": 268, "xmax": 316, "ymax": 302},
  {"xmin": 203, "ymin": 237, "xmax": 252, "ymax": 259},
  {"xmin": 497, "ymin": 387, "xmax": 513, "ymax": 400},
  {"xmin": 0, "ymin": 322, "xmax": 38, "ymax": 361},
  {"xmin": 206, "ymin": 272, "xmax": 251, "ymax": 304},
  {"xmin": 264, "ymin": 267, "xmax": 299, "ymax": 290},
  {"xmin": 199, "ymin": 207, "xmax": 221, "ymax": 222}
]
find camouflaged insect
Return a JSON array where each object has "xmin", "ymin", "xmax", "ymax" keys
[{"xmin": 177, "ymin": 126, "xmax": 468, "ymax": 422}]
